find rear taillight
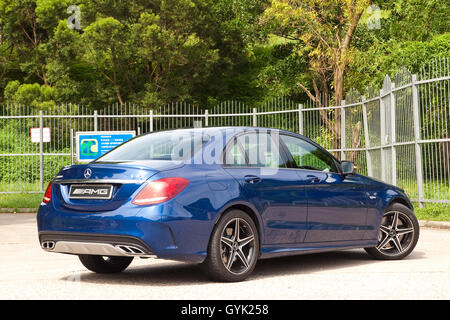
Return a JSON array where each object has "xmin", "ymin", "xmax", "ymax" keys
[
  {"xmin": 132, "ymin": 177, "xmax": 189, "ymax": 206},
  {"xmin": 42, "ymin": 182, "xmax": 53, "ymax": 204}
]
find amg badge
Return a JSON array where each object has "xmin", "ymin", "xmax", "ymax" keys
[{"xmin": 69, "ymin": 184, "xmax": 113, "ymax": 199}]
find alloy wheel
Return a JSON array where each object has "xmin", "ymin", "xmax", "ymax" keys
[
  {"xmin": 220, "ymin": 218, "xmax": 256, "ymax": 275},
  {"xmin": 376, "ymin": 211, "xmax": 415, "ymax": 256}
]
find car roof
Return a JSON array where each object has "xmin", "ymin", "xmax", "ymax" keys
[
  {"xmin": 159, "ymin": 126, "xmax": 305, "ymax": 137},
  {"xmin": 160, "ymin": 126, "xmax": 319, "ymax": 146}
]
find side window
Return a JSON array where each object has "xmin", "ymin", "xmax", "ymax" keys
[
  {"xmin": 280, "ymin": 135, "xmax": 338, "ymax": 173},
  {"xmin": 236, "ymin": 132, "xmax": 286, "ymax": 168},
  {"xmin": 224, "ymin": 138, "xmax": 247, "ymax": 166}
]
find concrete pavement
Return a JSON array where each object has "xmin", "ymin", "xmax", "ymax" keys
[{"xmin": 0, "ymin": 214, "xmax": 448, "ymax": 299}]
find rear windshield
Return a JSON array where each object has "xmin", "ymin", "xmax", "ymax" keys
[{"xmin": 96, "ymin": 130, "xmax": 210, "ymax": 161}]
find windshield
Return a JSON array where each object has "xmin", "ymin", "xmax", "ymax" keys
[{"xmin": 96, "ymin": 130, "xmax": 210, "ymax": 162}]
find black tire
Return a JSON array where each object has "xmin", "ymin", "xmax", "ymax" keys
[
  {"xmin": 365, "ymin": 202, "xmax": 419, "ymax": 260},
  {"xmin": 202, "ymin": 210, "xmax": 260, "ymax": 282},
  {"xmin": 78, "ymin": 255, "xmax": 133, "ymax": 274}
]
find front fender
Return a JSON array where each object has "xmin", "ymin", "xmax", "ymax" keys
[
  {"xmin": 365, "ymin": 186, "xmax": 415, "ymax": 240},
  {"xmin": 381, "ymin": 188, "xmax": 414, "ymax": 212}
]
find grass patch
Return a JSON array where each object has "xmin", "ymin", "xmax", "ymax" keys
[
  {"xmin": 414, "ymin": 203, "xmax": 450, "ymax": 221},
  {"xmin": 0, "ymin": 182, "xmax": 42, "ymax": 193},
  {"xmin": 0, "ymin": 193, "xmax": 43, "ymax": 210}
]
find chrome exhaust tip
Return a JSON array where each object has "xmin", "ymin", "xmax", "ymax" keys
[
  {"xmin": 41, "ymin": 241, "xmax": 55, "ymax": 250},
  {"xmin": 40, "ymin": 240, "xmax": 156, "ymax": 258},
  {"xmin": 115, "ymin": 245, "xmax": 146, "ymax": 255}
]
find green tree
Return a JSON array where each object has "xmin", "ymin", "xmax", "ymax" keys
[
  {"xmin": 82, "ymin": 17, "xmax": 130, "ymax": 104},
  {"xmin": 262, "ymin": 0, "xmax": 370, "ymax": 154}
]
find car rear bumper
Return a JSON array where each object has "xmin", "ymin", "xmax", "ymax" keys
[
  {"xmin": 39, "ymin": 232, "xmax": 155, "ymax": 257},
  {"xmin": 37, "ymin": 200, "xmax": 210, "ymax": 263}
]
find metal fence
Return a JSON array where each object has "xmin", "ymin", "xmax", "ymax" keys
[{"xmin": 0, "ymin": 58, "xmax": 449, "ymax": 207}]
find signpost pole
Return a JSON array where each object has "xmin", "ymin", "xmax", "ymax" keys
[{"xmin": 70, "ymin": 128, "xmax": 74, "ymax": 165}]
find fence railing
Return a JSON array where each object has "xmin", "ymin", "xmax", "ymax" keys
[{"xmin": 0, "ymin": 58, "xmax": 449, "ymax": 207}]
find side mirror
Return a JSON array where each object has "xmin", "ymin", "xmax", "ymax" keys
[{"xmin": 341, "ymin": 161, "xmax": 356, "ymax": 175}]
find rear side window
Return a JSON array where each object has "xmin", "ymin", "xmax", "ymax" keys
[
  {"xmin": 233, "ymin": 132, "xmax": 286, "ymax": 168},
  {"xmin": 280, "ymin": 135, "xmax": 338, "ymax": 173},
  {"xmin": 224, "ymin": 138, "xmax": 247, "ymax": 166}
]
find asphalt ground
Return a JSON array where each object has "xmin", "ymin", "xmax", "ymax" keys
[{"xmin": 0, "ymin": 214, "xmax": 448, "ymax": 300}]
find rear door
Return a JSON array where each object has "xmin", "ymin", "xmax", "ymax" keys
[
  {"xmin": 279, "ymin": 134, "xmax": 368, "ymax": 242},
  {"xmin": 223, "ymin": 131, "xmax": 308, "ymax": 245}
]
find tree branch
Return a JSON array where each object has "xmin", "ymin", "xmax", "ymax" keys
[{"xmin": 297, "ymin": 82, "xmax": 319, "ymax": 105}]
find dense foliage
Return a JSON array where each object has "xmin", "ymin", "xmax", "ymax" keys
[{"xmin": 0, "ymin": 0, "xmax": 448, "ymax": 109}]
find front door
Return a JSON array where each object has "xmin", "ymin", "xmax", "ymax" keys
[{"xmin": 279, "ymin": 134, "xmax": 368, "ymax": 243}]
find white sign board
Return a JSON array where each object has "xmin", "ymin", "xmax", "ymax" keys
[{"xmin": 30, "ymin": 127, "xmax": 51, "ymax": 143}]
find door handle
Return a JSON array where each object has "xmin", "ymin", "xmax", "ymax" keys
[
  {"xmin": 306, "ymin": 175, "xmax": 321, "ymax": 183},
  {"xmin": 244, "ymin": 175, "xmax": 261, "ymax": 184}
]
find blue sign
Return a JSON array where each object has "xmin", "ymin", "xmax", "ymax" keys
[{"xmin": 76, "ymin": 131, "xmax": 135, "ymax": 162}]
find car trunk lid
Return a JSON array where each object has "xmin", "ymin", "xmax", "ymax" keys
[{"xmin": 52, "ymin": 160, "xmax": 184, "ymax": 212}]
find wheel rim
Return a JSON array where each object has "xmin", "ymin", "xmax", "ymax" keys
[
  {"xmin": 220, "ymin": 218, "xmax": 256, "ymax": 275},
  {"xmin": 376, "ymin": 211, "xmax": 415, "ymax": 256}
]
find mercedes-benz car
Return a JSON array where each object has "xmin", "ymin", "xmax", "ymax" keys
[{"xmin": 37, "ymin": 127, "xmax": 419, "ymax": 282}]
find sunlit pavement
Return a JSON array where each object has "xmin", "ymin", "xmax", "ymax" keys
[{"xmin": 0, "ymin": 214, "xmax": 448, "ymax": 300}]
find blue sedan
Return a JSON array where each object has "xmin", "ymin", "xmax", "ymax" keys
[{"xmin": 37, "ymin": 127, "xmax": 419, "ymax": 282}]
